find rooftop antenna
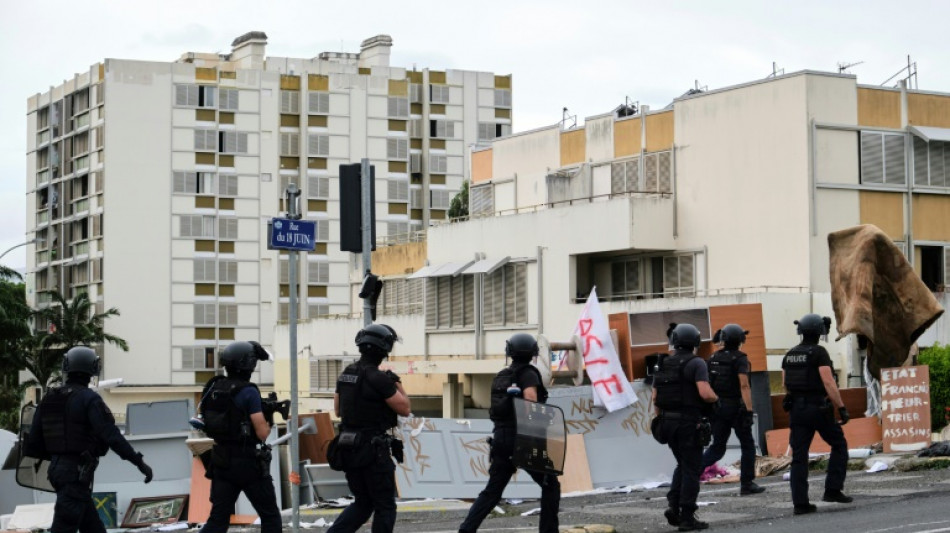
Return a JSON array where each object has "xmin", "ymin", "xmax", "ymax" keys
[
  {"xmin": 766, "ymin": 62, "xmax": 785, "ymax": 78},
  {"xmin": 837, "ymin": 60, "xmax": 864, "ymax": 74},
  {"xmin": 881, "ymin": 55, "xmax": 918, "ymax": 89},
  {"xmin": 561, "ymin": 107, "xmax": 577, "ymax": 130},
  {"xmin": 694, "ymin": 80, "xmax": 707, "ymax": 92}
]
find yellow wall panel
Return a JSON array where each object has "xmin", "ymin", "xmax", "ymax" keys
[
  {"xmin": 411, "ymin": 103, "xmax": 423, "ymax": 115},
  {"xmin": 195, "ymin": 284, "xmax": 215, "ymax": 296},
  {"xmin": 430, "ymin": 139, "xmax": 445, "ymax": 150},
  {"xmin": 308, "ymin": 200, "xmax": 327, "ymax": 212},
  {"xmin": 280, "ymin": 156, "xmax": 299, "ymax": 170},
  {"xmin": 218, "ymin": 112, "xmax": 235, "ymax": 124},
  {"xmin": 495, "ymin": 108, "xmax": 511, "ymax": 119},
  {"xmin": 195, "ymin": 328, "xmax": 215, "ymax": 340},
  {"xmin": 315, "ymin": 243, "xmax": 327, "ymax": 254},
  {"xmin": 195, "ymin": 109, "xmax": 216, "ymax": 122},
  {"xmin": 218, "ymin": 241, "xmax": 234, "ymax": 253},
  {"xmin": 195, "ymin": 196, "xmax": 215, "ymax": 209},
  {"xmin": 280, "ymin": 75, "xmax": 300, "ymax": 91},
  {"xmin": 614, "ymin": 117, "xmax": 641, "ymax": 157},
  {"xmin": 913, "ymin": 194, "xmax": 950, "ymax": 241},
  {"xmin": 195, "ymin": 240, "xmax": 215, "ymax": 252},
  {"xmin": 218, "ymin": 198, "xmax": 234, "ymax": 210},
  {"xmin": 560, "ymin": 129, "xmax": 586, "ymax": 166},
  {"xmin": 218, "ymin": 155, "xmax": 234, "ymax": 167},
  {"xmin": 857, "ymin": 88, "xmax": 901, "ymax": 129},
  {"xmin": 429, "ymin": 71, "xmax": 446, "ymax": 84},
  {"xmin": 308, "ymin": 115, "xmax": 327, "ymax": 127},
  {"xmin": 220, "ymin": 71, "xmax": 236, "ymax": 80},
  {"xmin": 219, "ymin": 328, "xmax": 234, "ymax": 340},
  {"xmin": 308, "ymin": 286, "xmax": 327, "ymax": 298},
  {"xmin": 388, "ymin": 119, "xmax": 406, "ymax": 132},
  {"xmin": 859, "ymin": 191, "xmax": 904, "ymax": 239},
  {"xmin": 472, "ymin": 149, "xmax": 493, "ymax": 183},
  {"xmin": 280, "ymin": 114, "xmax": 300, "ymax": 127},
  {"xmin": 308, "ymin": 157, "xmax": 327, "ymax": 170},
  {"xmin": 388, "ymin": 203, "xmax": 408, "ymax": 215},
  {"xmin": 196, "ymin": 67, "xmax": 217, "ymax": 82},
  {"xmin": 219, "ymin": 284, "xmax": 235, "ymax": 296},
  {"xmin": 430, "ymin": 104, "xmax": 446, "ymax": 114},
  {"xmin": 430, "ymin": 175, "xmax": 446, "ymax": 185},
  {"xmin": 495, "ymin": 75, "xmax": 512, "ymax": 89},
  {"xmin": 308, "ymin": 74, "xmax": 329, "ymax": 91},
  {"xmin": 195, "ymin": 153, "xmax": 215, "ymax": 165},
  {"xmin": 407, "ymin": 71, "xmax": 423, "ymax": 83},
  {"xmin": 371, "ymin": 241, "xmax": 427, "ymax": 276},
  {"xmin": 908, "ymin": 93, "xmax": 950, "ymax": 128},
  {"xmin": 645, "ymin": 111, "xmax": 674, "ymax": 152},
  {"xmin": 358, "ymin": 67, "xmax": 371, "ymax": 75},
  {"xmin": 389, "ymin": 161, "xmax": 407, "ymax": 173},
  {"xmin": 388, "ymin": 79, "xmax": 408, "ymax": 96}
]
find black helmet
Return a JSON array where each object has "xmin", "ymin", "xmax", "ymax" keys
[
  {"xmin": 63, "ymin": 346, "xmax": 100, "ymax": 376},
  {"xmin": 220, "ymin": 341, "xmax": 260, "ymax": 372},
  {"xmin": 505, "ymin": 333, "xmax": 539, "ymax": 361},
  {"xmin": 795, "ymin": 314, "xmax": 830, "ymax": 336},
  {"xmin": 355, "ymin": 324, "xmax": 397, "ymax": 353},
  {"xmin": 670, "ymin": 324, "xmax": 702, "ymax": 350},
  {"xmin": 719, "ymin": 324, "xmax": 747, "ymax": 346}
]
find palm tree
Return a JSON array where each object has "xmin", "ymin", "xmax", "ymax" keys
[
  {"xmin": 0, "ymin": 268, "xmax": 30, "ymax": 431},
  {"xmin": 28, "ymin": 291, "xmax": 128, "ymax": 391}
]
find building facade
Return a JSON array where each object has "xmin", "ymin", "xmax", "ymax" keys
[
  {"xmin": 275, "ymin": 70, "xmax": 950, "ymax": 418},
  {"xmin": 23, "ymin": 32, "xmax": 513, "ymax": 413}
]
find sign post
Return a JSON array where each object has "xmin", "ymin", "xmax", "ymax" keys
[
  {"xmin": 267, "ymin": 184, "xmax": 314, "ymax": 533},
  {"xmin": 881, "ymin": 365, "xmax": 931, "ymax": 453}
]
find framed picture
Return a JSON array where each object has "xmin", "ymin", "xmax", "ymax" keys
[{"xmin": 120, "ymin": 495, "xmax": 189, "ymax": 528}]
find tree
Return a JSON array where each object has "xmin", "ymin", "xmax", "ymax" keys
[
  {"xmin": 0, "ymin": 267, "xmax": 30, "ymax": 431},
  {"xmin": 448, "ymin": 180, "xmax": 469, "ymax": 219}
]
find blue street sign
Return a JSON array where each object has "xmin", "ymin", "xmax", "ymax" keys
[{"xmin": 268, "ymin": 218, "xmax": 316, "ymax": 251}]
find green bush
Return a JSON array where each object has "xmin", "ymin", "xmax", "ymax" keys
[{"xmin": 919, "ymin": 344, "xmax": 950, "ymax": 432}]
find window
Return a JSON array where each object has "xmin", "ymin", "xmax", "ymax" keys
[
  {"xmin": 181, "ymin": 346, "xmax": 216, "ymax": 370},
  {"xmin": 470, "ymin": 184, "xmax": 493, "ymax": 216},
  {"xmin": 482, "ymin": 262, "xmax": 528, "ymax": 326},
  {"xmin": 410, "ymin": 188, "xmax": 424, "ymax": 209},
  {"xmin": 310, "ymin": 357, "xmax": 356, "ymax": 392},
  {"xmin": 380, "ymin": 277, "xmax": 423, "ymax": 315},
  {"xmin": 194, "ymin": 259, "xmax": 216, "ymax": 282},
  {"xmin": 218, "ymin": 304, "xmax": 237, "ymax": 326},
  {"xmin": 494, "ymin": 89, "xmax": 512, "ymax": 108},
  {"xmin": 478, "ymin": 123, "xmax": 496, "ymax": 142},
  {"xmin": 219, "ymin": 131, "xmax": 248, "ymax": 154},
  {"xmin": 219, "ymin": 260, "xmax": 238, "ymax": 282},
  {"xmin": 430, "ymin": 84, "xmax": 450, "ymax": 104},
  {"xmin": 308, "ymin": 261, "xmax": 329, "ymax": 284},
  {"xmin": 611, "ymin": 258, "xmax": 642, "ymax": 297},
  {"xmin": 918, "ymin": 245, "xmax": 948, "ymax": 292},
  {"xmin": 387, "ymin": 97, "xmax": 409, "ymax": 118},
  {"xmin": 280, "ymin": 132, "xmax": 300, "ymax": 157},
  {"xmin": 218, "ymin": 218, "xmax": 238, "ymax": 240},
  {"xmin": 409, "ymin": 83, "xmax": 423, "ymax": 103},
  {"xmin": 861, "ymin": 131, "xmax": 906, "ymax": 185},
  {"xmin": 219, "ymin": 89, "xmax": 239, "ymax": 111},
  {"xmin": 195, "ymin": 129, "xmax": 217, "ymax": 151},
  {"xmin": 175, "ymin": 85, "xmax": 216, "ymax": 108},
  {"xmin": 388, "ymin": 179, "xmax": 409, "ymax": 202},
  {"xmin": 180, "ymin": 215, "xmax": 216, "ymax": 238},
  {"xmin": 644, "ymin": 151, "xmax": 672, "ymax": 193},
  {"xmin": 430, "ymin": 120, "xmax": 456, "ymax": 139},
  {"xmin": 307, "ymin": 176, "xmax": 329, "ymax": 199},
  {"xmin": 279, "ymin": 259, "xmax": 291, "ymax": 284},
  {"xmin": 194, "ymin": 303, "xmax": 216, "ymax": 325},
  {"xmin": 430, "ymin": 154, "xmax": 448, "ymax": 174},
  {"xmin": 628, "ymin": 308, "xmax": 712, "ymax": 346},
  {"xmin": 308, "ymin": 92, "xmax": 330, "ymax": 114},
  {"xmin": 218, "ymin": 175, "xmax": 238, "ymax": 196},
  {"xmin": 410, "ymin": 153, "xmax": 421, "ymax": 173},
  {"xmin": 430, "ymin": 189, "xmax": 451, "ymax": 209},
  {"xmin": 308, "ymin": 134, "xmax": 329, "ymax": 156},
  {"xmin": 388, "ymin": 222, "xmax": 409, "ymax": 238},
  {"xmin": 913, "ymin": 137, "xmax": 950, "ymax": 188},
  {"xmin": 611, "ymin": 158, "xmax": 639, "ymax": 194},
  {"xmin": 409, "ymin": 119, "xmax": 424, "ymax": 138},
  {"xmin": 663, "ymin": 254, "xmax": 696, "ymax": 297},
  {"xmin": 312, "ymin": 219, "xmax": 330, "ymax": 241},
  {"xmin": 308, "ymin": 304, "xmax": 330, "ymax": 319},
  {"xmin": 280, "ymin": 91, "xmax": 299, "ymax": 114},
  {"xmin": 425, "ymin": 275, "xmax": 474, "ymax": 329},
  {"xmin": 173, "ymin": 172, "xmax": 215, "ymax": 194},
  {"xmin": 387, "ymin": 138, "xmax": 408, "ymax": 160}
]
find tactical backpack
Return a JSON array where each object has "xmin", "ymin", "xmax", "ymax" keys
[{"xmin": 489, "ymin": 363, "xmax": 544, "ymax": 423}]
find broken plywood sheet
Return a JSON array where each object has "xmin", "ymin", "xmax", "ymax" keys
[
  {"xmin": 558, "ymin": 434, "xmax": 593, "ymax": 493},
  {"xmin": 765, "ymin": 416, "xmax": 882, "ymax": 457}
]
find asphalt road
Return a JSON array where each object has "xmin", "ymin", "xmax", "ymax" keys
[{"xmin": 373, "ymin": 463, "xmax": 950, "ymax": 533}]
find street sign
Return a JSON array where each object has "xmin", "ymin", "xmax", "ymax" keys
[{"xmin": 268, "ymin": 218, "xmax": 316, "ymax": 251}]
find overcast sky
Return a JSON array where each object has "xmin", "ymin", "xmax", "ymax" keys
[{"xmin": 2, "ymin": 0, "xmax": 948, "ymax": 270}]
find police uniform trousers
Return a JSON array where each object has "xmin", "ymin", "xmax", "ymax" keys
[
  {"xmin": 459, "ymin": 427, "xmax": 560, "ymax": 533},
  {"xmin": 788, "ymin": 397, "xmax": 848, "ymax": 506},
  {"xmin": 48, "ymin": 455, "xmax": 105, "ymax": 533},
  {"xmin": 701, "ymin": 399, "xmax": 757, "ymax": 486},
  {"xmin": 200, "ymin": 449, "xmax": 282, "ymax": 533},
  {"xmin": 327, "ymin": 437, "xmax": 397, "ymax": 533},
  {"xmin": 657, "ymin": 413, "xmax": 703, "ymax": 516}
]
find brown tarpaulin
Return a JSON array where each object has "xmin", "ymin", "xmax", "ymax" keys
[{"xmin": 828, "ymin": 224, "xmax": 944, "ymax": 379}]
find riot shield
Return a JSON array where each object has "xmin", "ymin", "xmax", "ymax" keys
[
  {"xmin": 512, "ymin": 397, "xmax": 567, "ymax": 476},
  {"xmin": 16, "ymin": 403, "xmax": 55, "ymax": 492}
]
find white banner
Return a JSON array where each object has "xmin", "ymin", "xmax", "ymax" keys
[{"xmin": 575, "ymin": 287, "xmax": 638, "ymax": 412}]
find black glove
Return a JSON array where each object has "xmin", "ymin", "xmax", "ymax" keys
[
  {"xmin": 384, "ymin": 369, "xmax": 401, "ymax": 384},
  {"xmin": 133, "ymin": 452, "xmax": 153, "ymax": 483},
  {"xmin": 742, "ymin": 410, "xmax": 755, "ymax": 429},
  {"xmin": 838, "ymin": 406, "xmax": 850, "ymax": 426}
]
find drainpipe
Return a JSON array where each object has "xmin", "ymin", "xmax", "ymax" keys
[
  {"xmin": 900, "ymin": 80, "xmax": 914, "ymax": 267},
  {"xmin": 537, "ymin": 246, "xmax": 544, "ymax": 335}
]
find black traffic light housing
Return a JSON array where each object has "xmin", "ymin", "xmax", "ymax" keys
[{"xmin": 359, "ymin": 272, "xmax": 384, "ymax": 321}]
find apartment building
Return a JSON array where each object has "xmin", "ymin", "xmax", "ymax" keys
[
  {"xmin": 275, "ymin": 70, "xmax": 950, "ymax": 418},
  {"xmin": 23, "ymin": 32, "xmax": 513, "ymax": 412}
]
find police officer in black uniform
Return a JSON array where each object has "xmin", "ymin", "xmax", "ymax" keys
[
  {"xmin": 24, "ymin": 346, "xmax": 153, "ymax": 533},
  {"xmin": 782, "ymin": 314, "xmax": 851, "ymax": 515},
  {"xmin": 459, "ymin": 333, "xmax": 560, "ymax": 533},
  {"xmin": 652, "ymin": 324, "xmax": 719, "ymax": 532},
  {"xmin": 329, "ymin": 324, "xmax": 410, "ymax": 533},
  {"xmin": 199, "ymin": 341, "xmax": 281, "ymax": 533},
  {"xmin": 701, "ymin": 323, "xmax": 765, "ymax": 495}
]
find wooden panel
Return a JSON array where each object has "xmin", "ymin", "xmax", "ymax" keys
[
  {"xmin": 195, "ymin": 67, "xmax": 217, "ymax": 82},
  {"xmin": 308, "ymin": 199, "xmax": 327, "ymax": 212},
  {"xmin": 388, "ymin": 203, "xmax": 408, "ymax": 215},
  {"xmin": 913, "ymin": 194, "xmax": 950, "ymax": 241},
  {"xmin": 195, "ymin": 196, "xmax": 215, "ymax": 209},
  {"xmin": 495, "ymin": 75, "xmax": 512, "ymax": 89},
  {"xmin": 560, "ymin": 129, "xmax": 586, "ymax": 167},
  {"xmin": 860, "ymin": 191, "xmax": 904, "ymax": 239},
  {"xmin": 908, "ymin": 92, "xmax": 950, "ymax": 128},
  {"xmin": 558, "ymin": 434, "xmax": 593, "ymax": 494},
  {"xmin": 609, "ymin": 312, "xmax": 632, "ymax": 380},
  {"xmin": 770, "ymin": 388, "xmax": 868, "ymax": 430},
  {"xmin": 219, "ymin": 284, "xmax": 234, "ymax": 297},
  {"xmin": 610, "ymin": 311, "xmax": 714, "ymax": 380},
  {"xmin": 431, "ymin": 139, "xmax": 446, "ymax": 150},
  {"xmin": 645, "ymin": 111, "xmax": 674, "ymax": 152},
  {"xmin": 195, "ymin": 152, "xmax": 215, "ymax": 165},
  {"xmin": 430, "ymin": 104, "xmax": 446, "ymax": 114},
  {"xmin": 857, "ymin": 88, "xmax": 901, "ymax": 129},
  {"xmin": 280, "ymin": 75, "xmax": 300, "ymax": 91},
  {"xmin": 218, "ymin": 155, "xmax": 234, "ymax": 168},
  {"xmin": 407, "ymin": 71, "xmax": 423, "ymax": 83},
  {"xmin": 218, "ymin": 112, "xmax": 234, "ymax": 125},
  {"xmin": 429, "ymin": 71, "xmax": 446, "ymax": 84},
  {"xmin": 472, "ymin": 149, "xmax": 493, "ymax": 184},
  {"xmin": 218, "ymin": 198, "xmax": 234, "ymax": 210},
  {"xmin": 389, "ymin": 160, "xmax": 407, "ymax": 173},
  {"xmin": 614, "ymin": 117, "xmax": 641, "ymax": 157},
  {"xmin": 299, "ymin": 412, "xmax": 335, "ymax": 464},
  {"xmin": 188, "ymin": 458, "xmax": 212, "ymax": 523},
  {"xmin": 308, "ymin": 74, "xmax": 329, "ymax": 91},
  {"xmin": 195, "ymin": 109, "xmax": 216, "ymax": 122},
  {"xmin": 218, "ymin": 241, "xmax": 234, "ymax": 253},
  {"xmin": 308, "ymin": 157, "xmax": 327, "ymax": 170},
  {"xmin": 388, "ymin": 79, "xmax": 408, "ymax": 96},
  {"xmin": 765, "ymin": 416, "xmax": 882, "ymax": 456},
  {"xmin": 308, "ymin": 286, "xmax": 327, "ymax": 297},
  {"xmin": 495, "ymin": 108, "xmax": 511, "ymax": 119},
  {"xmin": 194, "ymin": 240, "xmax": 215, "ymax": 252},
  {"xmin": 194, "ymin": 284, "xmax": 215, "ymax": 296},
  {"xmin": 708, "ymin": 303, "xmax": 766, "ymax": 372},
  {"xmin": 280, "ymin": 114, "xmax": 299, "ymax": 127},
  {"xmin": 308, "ymin": 115, "xmax": 327, "ymax": 127},
  {"xmin": 388, "ymin": 119, "xmax": 406, "ymax": 132}
]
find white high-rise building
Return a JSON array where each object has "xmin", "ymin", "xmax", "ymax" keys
[{"xmin": 23, "ymin": 32, "xmax": 513, "ymax": 413}]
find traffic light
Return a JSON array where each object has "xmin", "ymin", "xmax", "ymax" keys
[
  {"xmin": 359, "ymin": 272, "xmax": 384, "ymax": 321},
  {"xmin": 339, "ymin": 163, "xmax": 376, "ymax": 253}
]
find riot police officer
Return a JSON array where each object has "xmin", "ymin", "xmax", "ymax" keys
[
  {"xmin": 459, "ymin": 333, "xmax": 559, "ymax": 533},
  {"xmin": 701, "ymin": 324, "xmax": 764, "ymax": 495},
  {"xmin": 329, "ymin": 324, "xmax": 410, "ymax": 533},
  {"xmin": 199, "ymin": 341, "xmax": 281, "ymax": 533},
  {"xmin": 24, "ymin": 346, "xmax": 153, "ymax": 533},
  {"xmin": 652, "ymin": 324, "xmax": 719, "ymax": 531},
  {"xmin": 782, "ymin": 314, "xmax": 851, "ymax": 515}
]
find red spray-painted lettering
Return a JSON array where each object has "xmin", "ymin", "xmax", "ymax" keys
[{"xmin": 592, "ymin": 375, "xmax": 624, "ymax": 396}]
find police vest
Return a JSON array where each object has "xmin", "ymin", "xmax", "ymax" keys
[
  {"xmin": 783, "ymin": 344, "xmax": 826, "ymax": 396},
  {"xmin": 337, "ymin": 362, "xmax": 397, "ymax": 432},
  {"xmin": 654, "ymin": 352, "xmax": 704, "ymax": 413},
  {"xmin": 489, "ymin": 363, "xmax": 547, "ymax": 426},
  {"xmin": 201, "ymin": 377, "xmax": 259, "ymax": 446},
  {"xmin": 707, "ymin": 349, "xmax": 745, "ymax": 399},
  {"xmin": 39, "ymin": 384, "xmax": 102, "ymax": 456}
]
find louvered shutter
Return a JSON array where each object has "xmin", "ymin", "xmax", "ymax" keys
[
  {"xmin": 309, "ymin": 134, "xmax": 329, "ymax": 156},
  {"xmin": 308, "ymin": 176, "xmax": 329, "ymax": 198},
  {"xmin": 931, "ymin": 142, "xmax": 947, "ymax": 188},
  {"xmin": 220, "ymin": 261, "xmax": 237, "ymax": 283},
  {"xmin": 884, "ymin": 134, "xmax": 906, "ymax": 184},
  {"xmin": 176, "ymin": 85, "xmax": 199, "ymax": 106},
  {"xmin": 914, "ymin": 137, "xmax": 929, "ymax": 186},
  {"xmin": 645, "ymin": 153, "xmax": 658, "ymax": 192},
  {"xmin": 470, "ymin": 184, "xmax": 492, "ymax": 216},
  {"xmin": 611, "ymin": 162, "xmax": 625, "ymax": 194},
  {"xmin": 281, "ymin": 133, "xmax": 299, "ymax": 156},
  {"xmin": 679, "ymin": 256, "xmax": 694, "ymax": 296},
  {"xmin": 388, "ymin": 180, "xmax": 409, "ymax": 201},
  {"xmin": 281, "ymin": 91, "xmax": 299, "ymax": 114},
  {"xmin": 626, "ymin": 260, "xmax": 641, "ymax": 294},
  {"xmin": 658, "ymin": 152, "xmax": 672, "ymax": 193},
  {"xmin": 611, "ymin": 262, "xmax": 625, "ymax": 294},
  {"xmin": 425, "ymin": 280, "xmax": 437, "ymax": 329},
  {"xmin": 861, "ymin": 132, "xmax": 884, "ymax": 184},
  {"xmin": 279, "ymin": 260, "xmax": 289, "ymax": 284},
  {"xmin": 308, "ymin": 92, "xmax": 329, "ymax": 114},
  {"xmin": 663, "ymin": 256, "xmax": 679, "ymax": 295}
]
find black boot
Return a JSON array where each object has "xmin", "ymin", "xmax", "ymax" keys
[
  {"xmin": 664, "ymin": 507, "xmax": 681, "ymax": 526},
  {"xmin": 822, "ymin": 490, "xmax": 853, "ymax": 503},
  {"xmin": 793, "ymin": 503, "xmax": 818, "ymax": 515},
  {"xmin": 678, "ymin": 514, "xmax": 709, "ymax": 531},
  {"xmin": 740, "ymin": 482, "xmax": 765, "ymax": 495}
]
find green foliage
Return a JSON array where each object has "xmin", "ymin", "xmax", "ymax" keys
[
  {"xmin": 448, "ymin": 180, "xmax": 469, "ymax": 219},
  {"xmin": 919, "ymin": 344, "xmax": 950, "ymax": 431}
]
